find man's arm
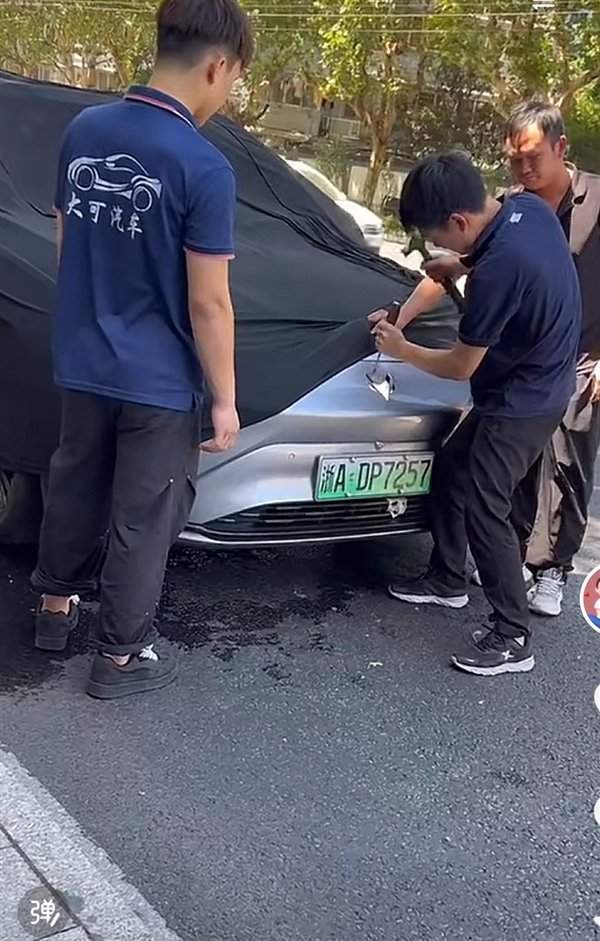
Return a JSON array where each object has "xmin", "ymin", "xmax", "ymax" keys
[
  {"xmin": 367, "ymin": 277, "xmax": 447, "ymax": 330},
  {"xmin": 373, "ymin": 321, "xmax": 487, "ymax": 381},
  {"xmin": 368, "ymin": 255, "xmax": 466, "ymax": 329},
  {"xmin": 397, "ymin": 255, "xmax": 469, "ymax": 327},
  {"xmin": 184, "ymin": 164, "xmax": 239, "ymax": 452},
  {"xmin": 186, "ymin": 253, "xmax": 239, "ymax": 452},
  {"xmin": 398, "ymin": 277, "xmax": 446, "ymax": 328}
]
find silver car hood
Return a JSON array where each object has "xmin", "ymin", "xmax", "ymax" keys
[{"xmin": 199, "ymin": 355, "xmax": 471, "ymax": 472}]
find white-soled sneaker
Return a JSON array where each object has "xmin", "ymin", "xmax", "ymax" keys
[
  {"xmin": 528, "ymin": 568, "xmax": 564, "ymax": 617},
  {"xmin": 452, "ymin": 631, "xmax": 535, "ymax": 676},
  {"xmin": 388, "ymin": 571, "xmax": 469, "ymax": 609}
]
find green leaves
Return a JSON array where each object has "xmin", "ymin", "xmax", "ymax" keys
[
  {"xmin": 430, "ymin": 0, "xmax": 600, "ymax": 117},
  {"xmin": 1, "ymin": 0, "xmax": 599, "ymax": 195},
  {"xmin": 0, "ymin": 1, "xmax": 155, "ymax": 87}
]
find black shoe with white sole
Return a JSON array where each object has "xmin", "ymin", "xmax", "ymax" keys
[
  {"xmin": 35, "ymin": 598, "xmax": 80, "ymax": 652},
  {"xmin": 388, "ymin": 571, "xmax": 469, "ymax": 609},
  {"xmin": 451, "ymin": 630, "xmax": 535, "ymax": 676},
  {"xmin": 86, "ymin": 644, "xmax": 178, "ymax": 700}
]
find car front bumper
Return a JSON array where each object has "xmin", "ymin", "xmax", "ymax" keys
[
  {"xmin": 180, "ymin": 357, "xmax": 469, "ymax": 550},
  {"xmin": 181, "ymin": 440, "xmax": 433, "ymax": 548}
]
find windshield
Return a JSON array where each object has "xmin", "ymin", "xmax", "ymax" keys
[{"xmin": 291, "ymin": 163, "xmax": 346, "ymax": 202}]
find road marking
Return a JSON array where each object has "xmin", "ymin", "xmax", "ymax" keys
[{"xmin": 0, "ymin": 748, "xmax": 182, "ymax": 941}]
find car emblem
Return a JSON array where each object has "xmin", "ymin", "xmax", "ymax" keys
[{"xmin": 387, "ymin": 498, "xmax": 407, "ymax": 519}]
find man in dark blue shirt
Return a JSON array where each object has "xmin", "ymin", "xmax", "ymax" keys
[
  {"xmin": 31, "ymin": 0, "xmax": 254, "ymax": 699},
  {"xmin": 372, "ymin": 152, "xmax": 581, "ymax": 677}
]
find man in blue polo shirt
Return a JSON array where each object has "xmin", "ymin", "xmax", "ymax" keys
[
  {"xmin": 372, "ymin": 152, "xmax": 580, "ymax": 677},
  {"xmin": 31, "ymin": 0, "xmax": 254, "ymax": 699}
]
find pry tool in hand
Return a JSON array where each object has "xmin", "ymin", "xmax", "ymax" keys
[
  {"xmin": 367, "ymin": 300, "xmax": 401, "ymax": 401},
  {"xmin": 406, "ymin": 232, "xmax": 466, "ymax": 316}
]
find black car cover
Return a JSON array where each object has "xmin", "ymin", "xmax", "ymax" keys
[{"xmin": 0, "ymin": 70, "xmax": 458, "ymax": 475}]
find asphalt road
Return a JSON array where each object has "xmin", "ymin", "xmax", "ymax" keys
[{"xmin": 1, "ymin": 484, "xmax": 599, "ymax": 941}]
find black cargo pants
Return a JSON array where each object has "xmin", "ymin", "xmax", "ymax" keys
[
  {"xmin": 429, "ymin": 409, "xmax": 562, "ymax": 639},
  {"xmin": 31, "ymin": 391, "xmax": 198, "ymax": 656}
]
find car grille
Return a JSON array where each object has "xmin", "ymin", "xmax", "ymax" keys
[
  {"xmin": 363, "ymin": 224, "xmax": 382, "ymax": 235},
  {"xmin": 193, "ymin": 496, "xmax": 429, "ymax": 543}
]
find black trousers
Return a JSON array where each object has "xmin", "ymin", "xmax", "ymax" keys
[
  {"xmin": 31, "ymin": 391, "xmax": 198, "ymax": 656},
  {"xmin": 430, "ymin": 410, "xmax": 562, "ymax": 639},
  {"xmin": 522, "ymin": 370, "xmax": 600, "ymax": 573}
]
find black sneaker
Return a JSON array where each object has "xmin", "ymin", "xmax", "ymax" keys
[
  {"xmin": 86, "ymin": 644, "xmax": 178, "ymax": 700},
  {"xmin": 388, "ymin": 571, "xmax": 469, "ymax": 609},
  {"xmin": 35, "ymin": 597, "xmax": 80, "ymax": 652},
  {"xmin": 451, "ymin": 630, "xmax": 535, "ymax": 676}
]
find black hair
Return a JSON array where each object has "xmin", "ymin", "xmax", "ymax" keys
[
  {"xmin": 157, "ymin": 0, "xmax": 254, "ymax": 70},
  {"xmin": 504, "ymin": 100, "xmax": 566, "ymax": 146},
  {"xmin": 399, "ymin": 151, "xmax": 487, "ymax": 232}
]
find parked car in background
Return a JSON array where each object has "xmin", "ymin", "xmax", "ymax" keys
[{"xmin": 286, "ymin": 159, "xmax": 385, "ymax": 254}]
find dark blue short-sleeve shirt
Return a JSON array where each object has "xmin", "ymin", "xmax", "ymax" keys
[
  {"xmin": 54, "ymin": 86, "xmax": 236, "ymax": 411},
  {"xmin": 460, "ymin": 193, "xmax": 581, "ymax": 418}
]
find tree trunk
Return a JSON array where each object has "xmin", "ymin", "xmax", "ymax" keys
[{"xmin": 363, "ymin": 134, "xmax": 388, "ymax": 210}]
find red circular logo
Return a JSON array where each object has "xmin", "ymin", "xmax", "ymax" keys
[{"xmin": 581, "ymin": 564, "xmax": 600, "ymax": 633}]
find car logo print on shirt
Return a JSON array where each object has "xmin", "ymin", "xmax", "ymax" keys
[
  {"xmin": 509, "ymin": 212, "xmax": 523, "ymax": 224},
  {"xmin": 65, "ymin": 153, "xmax": 163, "ymax": 240},
  {"xmin": 68, "ymin": 154, "xmax": 162, "ymax": 211}
]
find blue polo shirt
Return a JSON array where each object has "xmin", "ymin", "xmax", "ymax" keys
[
  {"xmin": 461, "ymin": 193, "xmax": 581, "ymax": 417},
  {"xmin": 53, "ymin": 86, "xmax": 236, "ymax": 411}
]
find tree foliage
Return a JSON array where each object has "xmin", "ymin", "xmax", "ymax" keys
[
  {"xmin": 431, "ymin": 0, "xmax": 600, "ymax": 118},
  {"xmin": 0, "ymin": 1, "xmax": 155, "ymax": 86},
  {"xmin": 310, "ymin": 0, "xmax": 432, "ymax": 207},
  {"xmin": 1, "ymin": 0, "xmax": 600, "ymax": 204},
  {"xmin": 307, "ymin": 0, "xmax": 600, "ymax": 205},
  {"xmin": 223, "ymin": 0, "xmax": 312, "ymax": 125}
]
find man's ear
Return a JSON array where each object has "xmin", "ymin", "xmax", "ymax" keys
[
  {"xmin": 206, "ymin": 59, "xmax": 217, "ymax": 86},
  {"xmin": 449, "ymin": 212, "xmax": 468, "ymax": 233},
  {"xmin": 206, "ymin": 56, "xmax": 228, "ymax": 86},
  {"xmin": 557, "ymin": 135, "xmax": 569, "ymax": 160}
]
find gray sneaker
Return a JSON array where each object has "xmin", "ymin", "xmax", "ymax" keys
[
  {"xmin": 528, "ymin": 568, "xmax": 564, "ymax": 617},
  {"xmin": 86, "ymin": 644, "xmax": 178, "ymax": 700}
]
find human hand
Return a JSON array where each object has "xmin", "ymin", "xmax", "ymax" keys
[
  {"xmin": 423, "ymin": 255, "xmax": 466, "ymax": 284},
  {"xmin": 368, "ymin": 303, "xmax": 404, "ymax": 327},
  {"xmin": 592, "ymin": 363, "xmax": 600, "ymax": 403},
  {"xmin": 368, "ymin": 308, "xmax": 389, "ymax": 326},
  {"xmin": 372, "ymin": 320, "xmax": 408, "ymax": 359},
  {"xmin": 201, "ymin": 403, "xmax": 240, "ymax": 453}
]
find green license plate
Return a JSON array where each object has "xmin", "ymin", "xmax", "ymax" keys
[{"xmin": 315, "ymin": 452, "xmax": 434, "ymax": 501}]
